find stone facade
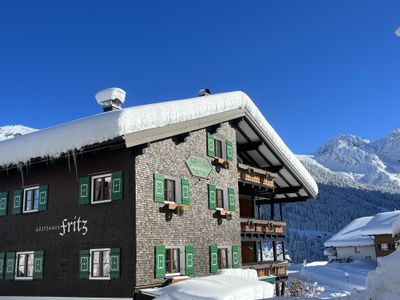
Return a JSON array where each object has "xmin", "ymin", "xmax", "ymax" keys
[{"xmin": 135, "ymin": 122, "xmax": 241, "ymax": 288}]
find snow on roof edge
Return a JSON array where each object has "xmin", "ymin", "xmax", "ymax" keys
[
  {"xmin": 361, "ymin": 211, "xmax": 400, "ymax": 236},
  {"xmin": 0, "ymin": 91, "xmax": 318, "ymax": 197}
]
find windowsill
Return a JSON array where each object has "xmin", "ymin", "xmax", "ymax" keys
[
  {"xmin": 89, "ymin": 276, "xmax": 111, "ymax": 280},
  {"xmin": 91, "ymin": 199, "xmax": 112, "ymax": 205},
  {"xmin": 163, "ymin": 201, "xmax": 177, "ymax": 205},
  {"xmin": 165, "ymin": 272, "xmax": 181, "ymax": 278},
  {"xmin": 23, "ymin": 209, "xmax": 38, "ymax": 214},
  {"xmin": 15, "ymin": 277, "xmax": 33, "ymax": 281}
]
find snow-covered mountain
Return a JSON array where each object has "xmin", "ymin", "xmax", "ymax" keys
[
  {"xmin": 0, "ymin": 125, "xmax": 36, "ymax": 141},
  {"xmin": 286, "ymin": 129, "xmax": 400, "ymax": 263}
]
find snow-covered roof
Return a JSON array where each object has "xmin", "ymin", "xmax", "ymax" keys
[
  {"xmin": 0, "ymin": 91, "xmax": 318, "ymax": 197},
  {"xmin": 324, "ymin": 216, "xmax": 374, "ymax": 248},
  {"xmin": 361, "ymin": 211, "xmax": 400, "ymax": 236}
]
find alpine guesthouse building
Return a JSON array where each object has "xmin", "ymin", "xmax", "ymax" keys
[{"xmin": 0, "ymin": 89, "xmax": 318, "ymax": 298}]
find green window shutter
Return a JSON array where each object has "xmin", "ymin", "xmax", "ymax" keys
[
  {"xmin": 154, "ymin": 173, "xmax": 165, "ymax": 203},
  {"xmin": 0, "ymin": 192, "xmax": 8, "ymax": 216},
  {"xmin": 12, "ymin": 189, "xmax": 22, "ymax": 215},
  {"xmin": 111, "ymin": 171, "xmax": 124, "ymax": 201},
  {"xmin": 228, "ymin": 188, "xmax": 236, "ymax": 212},
  {"xmin": 33, "ymin": 250, "xmax": 44, "ymax": 280},
  {"xmin": 207, "ymin": 133, "xmax": 215, "ymax": 157},
  {"xmin": 226, "ymin": 139, "xmax": 234, "ymax": 162},
  {"xmin": 232, "ymin": 245, "xmax": 239, "ymax": 268},
  {"xmin": 79, "ymin": 250, "xmax": 90, "ymax": 279},
  {"xmin": 209, "ymin": 245, "xmax": 218, "ymax": 273},
  {"xmin": 110, "ymin": 248, "xmax": 121, "ymax": 279},
  {"xmin": 181, "ymin": 178, "xmax": 190, "ymax": 205},
  {"xmin": 4, "ymin": 252, "xmax": 15, "ymax": 280},
  {"xmin": 0, "ymin": 252, "xmax": 4, "ymax": 280},
  {"xmin": 38, "ymin": 185, "xmax": 48, "ymax": 211},
  {"xmin": 79, "ymin": 177, "xmax": 91, "ymax": 205},
  {"xmin": 154, "ymin": 245, "xmax": 166, "ymax": 278},
  {"xmin": 185, "ymin": 245, "xmax": 195, "ymax": 275},
  {"xmin": 208, "ymin": 184, "xmax": 216, "ymax": 210}
]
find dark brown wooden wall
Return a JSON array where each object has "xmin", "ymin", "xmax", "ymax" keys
[
  {"xmin": 374, "ymin": 234, "xmax": 398, "ymax": 258},
  {"xmin": 0, "ymin": 146, "xmax": 136, "ymax": 297}
]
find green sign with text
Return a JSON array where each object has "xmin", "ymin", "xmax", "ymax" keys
[{"xmin": 186, "ymin": 155, "xmax": 212, "ymax": 178}]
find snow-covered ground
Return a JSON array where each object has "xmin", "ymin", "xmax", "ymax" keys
[
  {"xmin": 143, "ymin": 269, "xmax": 274, "ymax": 300},
  {"xmin": 287, "ymin": 260, "xmax": 376, "ymax": 299}
]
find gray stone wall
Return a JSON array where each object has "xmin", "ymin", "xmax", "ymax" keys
[{"xmin": 135, "ymin": 122, "xmax": 241, "ymax": 287}]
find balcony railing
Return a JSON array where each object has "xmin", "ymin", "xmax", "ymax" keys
[
  {"xmin": 241, "ymin": 218, "xmax": 286, "ymax": 235},
  {"xmin": 237, "ymin": 164, "xmax": 275, "ymax": 188},
  {"xmin": 243, "ymin": 261, "xmax": 287, "ymax": 278}
]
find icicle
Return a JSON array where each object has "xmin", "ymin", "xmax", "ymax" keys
[
  {"xmin": 67, "ymin": 151, "xmax": 72, "ymax": 173},
  {"xmin": 17, "ymin": 163, "xmax": 25, "ymax": 186},
  {"xmin": 72, "ymin": 150, "xmax": 78, "ymax": 179}
]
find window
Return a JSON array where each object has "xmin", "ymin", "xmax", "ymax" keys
[
  {"xmin": 355, "ymin": 247, "xmax": 361, "ymax": 253},
  {"xmin": 215, "ymin": 139, "xmax": 223, "ymax": 159},
  {"xmin": 16, "ymin": 252, "xmax": 34, "ymax": 279},
  {"xmin": 218, "ymin": 248, "xmax": 228, "ymax": 270},
  {"xmin": 91, "ymin": 174, "xmax": 112, "ymax": 204},
  {"xmin": 23, "ymin": 187, "xmax": 39, "ymax": 213},
  {"xmin": 90, "ymin": 249, "xmax": 110, "ymax": 279},
  {"xmin": 165, "ymin": 248, "xmax": 180, "ymax": 275},
  {"xmin": 164, "ymin": 179, "xmax": 176, "ymax": 202},
  {"xmin": 216, "ymin": 188, "xmax": 224, "ymax": 209},
  {"xmin": 381, "ymin": 243, "xmax": 388, "ymax": 251},
  {"xmin": 388, "ymin": 243, "xmax": 396, "ymax": 251}
]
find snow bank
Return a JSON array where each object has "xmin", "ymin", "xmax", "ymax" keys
[
  {"xmin": 149, "ymin": 269, "xmax": 274, "ymax": 300},
  {"xmin": 366, "ymin": 250, "xmax": 400, "ymax": 300},
  {"xmin": 361, "ymin": 211, "xmax": 400, "ymax": 236},
  {"xmin": 324, "ymin": 216, "xmax": 374, "ymax": 248},
  {"xmin": 300, "ymin": 260, "xmax": 376, "ymax": 292},
  {"xmin": 0, "ymin": 91, "xmax": 318, "ymax": 197}
]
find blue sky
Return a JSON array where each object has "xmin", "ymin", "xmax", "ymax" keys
[{"xmin": 1, "ymin": 1, "xmax": 400, "ymax": 154}]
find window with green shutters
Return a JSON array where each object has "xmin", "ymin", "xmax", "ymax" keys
[
  {"xmin": 33, "ymin": 250, "xmax": 44, "ymax": 280},
  {"xmin": 12, "ymin": 190, "xmax": 22, "ymax": 215},
  {"xmin": 38, "ymin": 185, "xmax": 48, "ymax": 211},
  {"xmin": 181, "ymin": 178, "xmax": 190, "ymax": 205},
  {"xmin": 208, "ymin": 184, "xmax": 217, "ymax": 210},
  {"xmin": 79, "ymin": 249, "xmax": 90, "ymax": 279},
  {"xmin": 0, "ymin": 192, "xmax": 8, "ymax": 216},
  {"xmin": 0, "ymin": 252, "xmax": 4, "ymax": 280},
  {"xmin": 209, "ymin": 245, "xmax": 218, "ymax": 273},
  {"xmin": 155, "ymin": 245, "xmax": 166, "ymax": 278},
  {"xmin": 110, "ymin": 248, "xmax": 121, "ymax": 279},
  {"xmin": 226, "ymin": 139, "xmax": 233, "ymax": 162},
  {"xmin": 228, "ymin": 188, "xmax": 236, "ymax": 212},
  {"xmin": 79, "ymin": 177, "xmax": 91, "ymax": 205},
  {"xmin": 185, "ymin": 245, "xmax": 194, "ymax": 275},
  {"xmin": 207, "ymin": 133, "xmax": 216, "ymax": 157},
  {"xmin": 79, "ymin": 171, "xmax": 124, "ymax": 205},
  {"xmin": 232, "ymin": 245, "xmax": 239, "ymax": 268},
  {"xmin": 154, "ymin": 173, "xmax": 165, "ymax": 203},
  {"xmin": 4, "ymin": 252, "xmax": 15, "ymax": 280}
]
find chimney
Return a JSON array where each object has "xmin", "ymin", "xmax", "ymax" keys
[
  {"xmin": 95, "ymin": 88, "xmax": 126, "ymax": 112},
  {"xmin": 198, "ymin": 88, "xmax": 211, "ymax": 97}
]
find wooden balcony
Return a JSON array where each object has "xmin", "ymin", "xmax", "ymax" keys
[
  {"xmin": 241, "ymin": 218, "xmax": 286, "ymax": 235},
  {"xmin": 242, "ymin": 261, "xmax": 287, "ymax": 278},
  {"xmin": 237, "ymin": 164, "xmax": 275, "ymax": 188}
]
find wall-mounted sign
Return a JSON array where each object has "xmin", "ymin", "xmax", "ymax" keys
[
  {"xmin": 35, "ymin": 216, "xmax": 88, "ymax": 237},
  {"xmin": 186, "ymin": 155, "xmax": 212, "ymax": 178}
]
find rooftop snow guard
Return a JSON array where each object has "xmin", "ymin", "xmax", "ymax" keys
[{"xmin": 0, "ymin": 91, "xmax": 318, "ymax": 197}]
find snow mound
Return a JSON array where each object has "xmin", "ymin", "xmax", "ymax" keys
[
  {"xmin": 324, "ymin": 216, "xmax": 374, "ymax": 248},
  {"xmin": 152, "ymin": 269, "xmax": 274, "ymax": 300},
  {"xmin": 366, "ymin": 250, "xmax": 400, "ymax": 300},
  {"xmin": 0, "ymin": 91, "xmax": 317, "ymax": 197}
]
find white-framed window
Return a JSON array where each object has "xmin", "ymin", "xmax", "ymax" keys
[
  {"xmin": 381, "ymin": 243, "xmax": 389, "ymax": 251},
  {"xmin": 165, "ymin": 248, "xmax": 181, "ymax": 276},
  {"xmin": 23, "ymin": 186, "xmax": 39, "ymax": 213},
  {"xmin": 15, "ymin": 251, "xmax": 34, "ymax": 280},
  {"xmin": 91, "ymin": 174, "xmax": 112, "ymax": 204},
  {"xmin": 89, "ymin": 248, "xmax": 110, "ymax": 280},
  {"xmin": 163, "ymin": 175, "xmax": 182, "ymax": 205},
  {"xmin": 218, "ymin": 247, "xmax": 229, "ymax": 270},
  {"xmin": 216, "ymin": 188, "xmax": 225, "ymax": 210}
]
